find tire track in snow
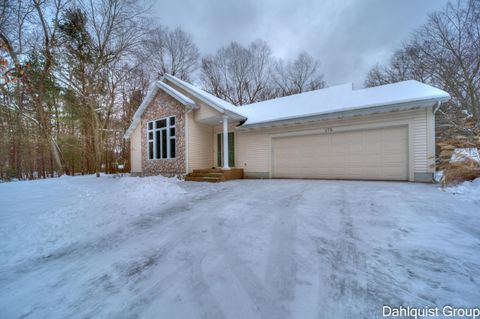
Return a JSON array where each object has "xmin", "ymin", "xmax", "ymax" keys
[
  {"xmin": 0, "ymin": 191, "xmax": 209, "ymax": 284},
  {"xmin": 206, "ymin": 181, "xmax": 306, "ymax": 319},
  {"xmin": 66, "ymin": 186, "xmax": 234, "ymax": 318},
  {"xmin": 63, "ymin": 222, "xmax": 205, "ymax": 318},
  {"xmin": 0, "ymin": 186, "xmax": 231, "ymax": 318},
  {"xmin": 313, "ymin": 185, "xmax": 368, "ymax": 319},
  {"xmin": 188, "ymin": 254, "xmax": 227, "ymax": 319},
  {"xmin": 264, "ymin": 184, "xmax": 305, "ymax": 316},
  {"xmin": 211, "ymin": 219, "xmax": 284, "ymax": 319},
  {"xmin": 109, "ymin": 182, "xmax": 246, "ymax": 319},
  {"xmin": 105, "ymin": 262, "xmax": 192, "ymax": 319}
]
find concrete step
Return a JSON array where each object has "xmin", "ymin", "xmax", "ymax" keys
[
  {"xmin": 192, "ymin": 168, "xmax": 223, "ymax": 174},
  {"xmin": 185, "ymin": 176, "xmax": 223, "ymax": 183},
  {"xmin": 188, "ymin": 172, "xmax": 224, "ymax": 177},
  {"xmin": 206, "ymin": 173, "xmax": 225, "ymax": 177},
  {"xmin": 186, "ymin": 168, "xmax": 243, "ymax": 182}
]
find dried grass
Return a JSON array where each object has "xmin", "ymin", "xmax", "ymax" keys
[{"xmin": 441, "ymin": 158, "xmax": 480, "ymax": 187}]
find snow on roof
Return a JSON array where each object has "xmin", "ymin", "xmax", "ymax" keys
[
  {"xmin": 239, "ymin": 80, "xmax": 450, "ymax": 127},
  {"xmin": 164, "ymin": 74, "xmax": 246, "ymax": 119},
  {"xmin": 124, "ymin": 81, "xmax": 195, "ymax": 138},
  {"xmin": 125, "ymin": 76, "xmax": 450, "ymax": 138},
  {"xmin": 157, "ymin": 81, "xmax": 195, "ymax": 106}
]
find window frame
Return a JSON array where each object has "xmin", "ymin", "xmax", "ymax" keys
[{"xmin": 147, "ymin": 116, "xmax": 176, "ymax": 160}]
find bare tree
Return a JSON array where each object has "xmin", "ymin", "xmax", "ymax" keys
[
  {"xmin": 57, "ymin": 0, "xmax": 148, "ymax": 177},
  {"xmin": 0, "ymin": 0, "xmax": 67, "ymax": 178},
  {"xmin": 365, "ymin": 44, "xmax": 431, "ymax": 87},
  {"xmin": 272, "ymin": 52, "xmax": 325, "ymax": 96},
  {"xmin": 143, "ymin": 26, "xmax": 199, "ymax": 81},
  {"xmin": 202, "ymin": 41, "xmax": 326, "ymax": 105},
  {"xmin": 366, "ymin": 0, "xmax": 480, "ymax": 122},
  {"xmin": 0, "ymin": 0, "xmax": 188, "ymax": 180},
  {"xmin": 201, "ymin": 40, "xmax": 275, "ymax": 105},
  {"xmin": 417, "ymin": 0, "xmax": 480, "ymax": 120}
]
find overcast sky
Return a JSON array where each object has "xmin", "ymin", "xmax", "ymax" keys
[{"xmin": 152, "ymin": 0, "xmax": 450, "ymax": 88}]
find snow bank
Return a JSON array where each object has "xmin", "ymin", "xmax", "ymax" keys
[
  {"xmin": 115, "ymin": 175, "xmax": 185, "ymax": 207},
  {"xmin": 444, "ymin": 177, "xmax": 480, "ymax": 198},
  {"xmin": 450, "ymin": 148, "xmax": 480, "ymax": 163},
  {"xmin": 0, "ymin": 175, "xmax": 186, "ymax": 268}
]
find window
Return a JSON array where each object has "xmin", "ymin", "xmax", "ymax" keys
[{"xmin": 147, "ymin": 116, "xmax": 176, "ymax": 159}]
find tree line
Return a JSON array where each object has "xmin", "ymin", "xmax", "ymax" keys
[
  {"xmin": 365, "ymin": 0, "xmax": 479, "ymax": 134},
  {"xmin": 0, "ymin": 0, "xmax": 324, "ymax": 180}
]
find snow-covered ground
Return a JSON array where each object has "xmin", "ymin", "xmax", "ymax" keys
[
  {"xmin": 444, "ymin": 177, "xmax": 480, "ymax": 198},
  {"xmin": 0, "ymin": 176, "xmax": 479, "ymax": 318}
]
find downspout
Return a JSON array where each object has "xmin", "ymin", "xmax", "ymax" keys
[
  {"xmin": 432, "ymin": 101, "xmax": 441, "ymax": 183},
  {"xmin": 184, "ymin": 106, "xmax": 194, "ymax": 175}
]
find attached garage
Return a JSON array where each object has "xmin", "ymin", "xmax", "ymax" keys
[
  {"xmin": 235, "ymin": 80, "xmax": 450, "ymax": 182},
  {"xmin": 272, "ymin": 126, "xmax": 408, "ymax": 180}
]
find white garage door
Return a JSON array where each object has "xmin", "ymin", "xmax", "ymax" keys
[{"xmin": 272, "ymin": 126, "xmax": 408, "ymax": 180}]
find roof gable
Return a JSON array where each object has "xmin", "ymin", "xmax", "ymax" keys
[
  {"xmin": 124, "ymin": 81, "xmax": 195, "ymax": 138},
  {"xmin": 164, "ymin": 74, "xmax": 246, "ymax": 120}
]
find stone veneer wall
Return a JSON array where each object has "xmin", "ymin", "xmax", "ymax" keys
[{"xmin": 141, "ymin": 91, "xmax": 186, "ymax": 176}]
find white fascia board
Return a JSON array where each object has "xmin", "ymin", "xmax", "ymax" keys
[
  {"xmin": 164, "ymin": 74, "xmax": 224, "ymax": 113},
  {"xmin": 124, "ymin": 83, "xmax": 158, "ymax": 139},
  {"xmin": 237, "ymin": 97, "xmax": 449, "ymax": 130},
  {"xmin": 156, "ymin": 81, "xmax": 196, "ymax": 107},
  {"xmin": 164, "ymin": 74, "xmax": 247, "ymax": 120}
]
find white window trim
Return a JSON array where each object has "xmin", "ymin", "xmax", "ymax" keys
[{"xmin": 147, "ymin": 116, "xmax": 176, "ymax": 160}]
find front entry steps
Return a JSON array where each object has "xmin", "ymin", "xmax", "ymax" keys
[{"xmin": 185, "ymin": 168, "xmax": 244, "ymax": 183}]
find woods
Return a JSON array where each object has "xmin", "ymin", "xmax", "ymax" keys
[
  {"xmin": 0, "ymin": 0, "xmax": 326, "ymax": 180},
  {"xmin": 365, "ymin": 0, "xmax": 480, "ymax": 170},
  {"xmin": 366, "ymin": 0, "xmax": 479, "ymax": 132},
  {"xmin": 1, "ymin": 0, "xmax": 152, "ymax": 179},
  {"xmin": 1, "ymin": 0, "xmax": 477, "ymax": 180}
]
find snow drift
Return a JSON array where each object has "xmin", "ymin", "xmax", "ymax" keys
[{"xmin": 0, "ymin": 174, "xmax": 186, "ymax": 269}]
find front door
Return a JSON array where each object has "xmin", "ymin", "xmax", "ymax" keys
[{"xmin": 217, "ymin": 132, "xmax": 235, "ymax": 167}]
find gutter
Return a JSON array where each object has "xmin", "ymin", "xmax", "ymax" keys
[{"xmin": 238, "ymin": 97, "xmax": 450, "ymax": 130}]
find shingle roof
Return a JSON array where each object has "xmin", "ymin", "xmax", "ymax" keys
[
  {"xmin": 239, "ymin": 80, "xmax": 450, "ymax": 127},
  {"xmin": 125, "ymin": 75, "xmax": 450, "ymax": 138}
]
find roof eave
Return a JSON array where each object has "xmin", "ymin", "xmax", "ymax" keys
[
  {"xmin": 164, "ymin": 74, "xmax": 224, "ymax": 112},
  {"xmin": 164, "ymin": 74, "xmax": 246, "ymax": 119},
  {"xmin": 238, "ymin": 96, "xmax": 449, "ymax": 130},
  {"xmin": 156, "ymin": 81, "xmax": 196, "ymax": 108},
  {"xmin": 224, "ymin": 109, "xmax": 247, "ymax": 121}
]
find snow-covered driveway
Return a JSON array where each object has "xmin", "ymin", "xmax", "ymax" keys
[{"xmin": 1, "ymin": 176, "xmax": 479, "ymax": 318}]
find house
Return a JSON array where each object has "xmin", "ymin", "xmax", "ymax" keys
[{"xmin": 124, "ymin": 74, "xmax": 450, "ymax": 182}]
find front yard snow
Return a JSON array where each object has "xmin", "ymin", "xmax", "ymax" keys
[
  {"xmin": 1, "ymin": 177, "xmax": 479, "ymax": 318},
  {"xmin": 0, "ymin": 175, "xmax": 185, "ymax": 269}
]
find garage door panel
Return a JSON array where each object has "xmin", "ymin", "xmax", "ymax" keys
[{"xmin": 272, "ymin": 126, "xmax": 408, "ymax": 180}]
